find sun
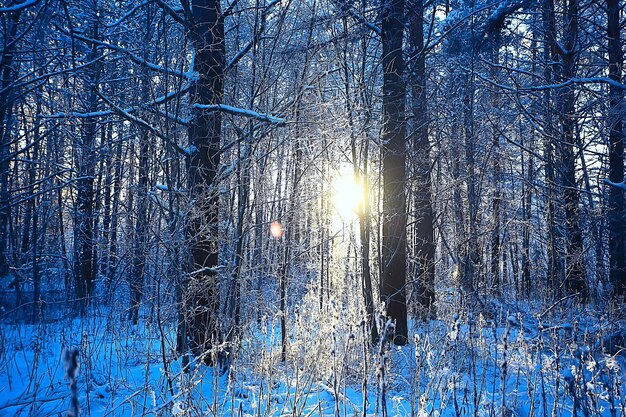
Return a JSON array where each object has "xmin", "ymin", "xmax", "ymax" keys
[{"xmin": 330, "ymin": 166, "xmax": 364, "ymax": 220}]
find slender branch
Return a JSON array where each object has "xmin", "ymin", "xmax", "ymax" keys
[{"xmin": 193, "ymin": 103, "xmax": 287, "ymax": 125}]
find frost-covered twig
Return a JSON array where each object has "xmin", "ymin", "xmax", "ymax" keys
[
  {"xmin": 193, "ymin": 104, "xmax": 286, "ymax": 126},
  {"xmin": 317, "ymin": 382, "xmax": 362, "ymax": 415},
  {"xmin": 603, "ymin": 178, "xmax": 626, "ymax": 192},
  {"xmin": 0, "ymin": 0, "xmax": 38, "ymax": 13},
  {"xmin": 538, "ymin": 293, "xmax": 579, "ymax": 319},
  {"xmin": 376, "ymin": 317, "xmax": 394, "ymax": 417},
  {"xmin": 64, "ymin": 348, "xmax": 80, "ymax": 417}
]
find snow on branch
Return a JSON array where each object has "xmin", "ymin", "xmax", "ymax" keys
[
  {"xmin": 226, "ymin": 0, "xmax": 281, "ymax": 71},
  {"xmin": 470, "ymin": 68, "xmax": 626, "ymax": 93},
  {"xmin": 484, "ymin": 0, "xmax": 532, "ymax": 36},
  {"xmin": 104, "ymin": 1, "xmax": 149, "ymax": 28},
  {"xmin": 41, "ymin": 84, "xmax": 190, "ymax": 121},
  {"xmin": 523, "ymin": 77, "xmax": 626, "ymax": 92},
  {"xmin": 95, "ymin": 91, "xmax": 191, "ymax": 156},
  {"xmin": 348, "ymin": 10, "xmax": 381, "ymax": 36},
  {"xmin": 0, "ymin": 0, "xmax": 39, "ymax": 13},
  {"xmin": 603, "ymin": 178, "xmax": 626, "ymax": 191},
  {"xmin": 152, "ymin": 0, "xmax": 187, "ymax": 26},
  {"xmin": 188, "ymin": 266, "xmax": 225, "ymax": 276},
  {"xmin": 69, "ymin": 31, "xmax": 193, "ymax": 81},
  {"xmin": 193, "ymin": 104, "xmax": 286, "ymax": 126}
]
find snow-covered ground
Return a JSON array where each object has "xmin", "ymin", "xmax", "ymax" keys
[{"xmin": 0, "ymin": 304, "xmax": 624, "ymax": 416}]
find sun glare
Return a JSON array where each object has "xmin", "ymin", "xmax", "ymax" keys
[
  {"xmin": 330, "ymin": 166, "xmax": 364, "ymax": 220},
  {"xmin": 270, "ymin": 220, "xmax": 284, "ymax": 239}
]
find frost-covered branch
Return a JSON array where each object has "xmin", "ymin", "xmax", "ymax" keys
[
  {"xmin": 604, "ymin": 178, "xmax": 626, "ymax": 191},
  {"xmin": 41, "ymin": 84, "xmax": 190, "ymax": 120},
  {"xmin": 95, "ymin": 91, "xmax": 190, "ymax": 156},
  {"xmin": 348, "ymin": 10, "xmax": 381, "ymax": 36},
  {"xmin": 0, "ymin": 0, "xmax": 39, "ymax": 13},
  {"xmin": 188, "ymin": 266, "xmax": 225, "ymax": 276},
  {"xmin": 152, "ymin": 0, "xmax": 187, "ymax": 26},
  {"xmin": 483, "ymin": 0, "xmax": 532, "ymax": 36},
  {"xmin": 522, "ymin": 77, "xmax": 626, "ymax": 91},
  {"xmin": 68, "ymin": 31, "xmax": 194, "ymax": 80},
  {"xmin": 103, "ymin": 1, "xmax": 150, "ymax": 28},
  {"xmin": 470, "ymin": 67, "xmax": 626, "ymax": 92},
  {"xmin": 193, "ymin": 104, "xmax": 286, "ymax": 126},
  {"xmin": 226, "ymin": 0, "xmax": 281, "ymax": 71}
]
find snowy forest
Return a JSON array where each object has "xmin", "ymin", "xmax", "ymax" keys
[{"xmin": 1, "ymin": 0, "xmax": 626, "ymax": 415}]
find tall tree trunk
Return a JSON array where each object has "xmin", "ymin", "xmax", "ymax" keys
[
  {"xmin": 462, "ymin": 70, "xmax": 481, "ymax": 304},
  {"xmin": 106, "ymin": 136, "xmax": 123, "ymax": 298},
  {"xmin": 181, "ymin": 0, "xmax": 225, "ymax": 363},
  {"xmin": 129, "ymin": 9, "xmax": 154, "ymax": 325},
  {"xmin": 338, "ymin": 7, "xmax": 378, "ymax": 342},
  {"xmin": 542, "ymin": 0, "xmax": 565, "ymax": 299},
  {"xmin": 522, "ymin": 130, "xmax": 534, "ymax": 299},
  {"xmin": 30, "ymin": 99, "xmax": 42, "ymax": 322},
  {"xmin": 73, "ymin": 10, "xmax": 102, "ymax": 311},
  {"xmin": 579, "ymin": 144, "xmax": 605, "ymax": 290},
  {"xmin": 228, "ymin": 135, "xmax": 249, "ymax": 338},
  {"xmin": 129, "ymin": 127, "xmax": 150, "ymax": 324},
  {"xmin": 607, "ymin": 0, "xmax": 626, "ymax": 297},
  {"xmin": 0, "ymin": 10, "xmax": 22, "ymax": 277},
  {"xmin": 522, "ymin": 28, "xmax": 538, "ymax": 299},
  {"xmin": 408, "ymin": 0, "xmax": 435, "ymax": 320},
  {"xmin": 100, "ymin": 123, "xmax": 115, "ymax": 301},
  {"xmin": 380, "ymin": 0, "xmax": 408, "ymax": 345},
  {"xmin": 560, "ymin": 0, "xmax": 588, "ymax": 301},
  {"xmin": 357, "ymin": 146, "xmax": 377, "ymax": 341},
  {"xmin": 490, "ymin": 36, "xmax": 502, "ymax": 296}
]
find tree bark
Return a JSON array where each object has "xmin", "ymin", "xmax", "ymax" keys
[
  {"xmin": 73, "ymin": 12, "xmax": 102, "ymax": 311},
  {"xmin": 380, "ymin": 0, "xmax": 408, "ymax": 345},
  {"xmin": 0, "ymin": 10, "xmax": 22, "ymax": 277},
  {"xmin": 181, "ymin": 0, "xmax": 225, "ymax": 363},
  {"xmin": 129, "ymin": 8, "xmax": 154, "ymax": 325},
  {"xmin": 560, "ymin": 0, "xmax": 588, "ymax": 301},
  {"xmin": 607, "ymin": 0, "xmax": 626, "ymax": 297},
  {"xmin": 490, "ymin": 35, "xmax": 502, "ymax": 297},
  {"xmin": 408, "ymin": 0, "xmax": 435, "ymax": 320},
  {"xmin": 541, "ymin": 0, "xmax": 565, "ymax": 299}
]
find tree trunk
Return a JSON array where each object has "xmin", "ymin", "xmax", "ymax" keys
[
  {"xmin": 129, "ymin": 126, "xmax": 150, "ymax": 324},
  {"xmin": 522, "ymin": 28, "xmax": 538, "ymax": 299},
  {"xmin": 73, "ymin": 12, "xmax": 102, "ymax": 311},
  {"xmin": 129, "ymin": 9, "xmax": 154, "ymax": 325},
  {"xmin": 0, "ymin": 10, "xmax": 22, "ymax": 278},
  {"xmin": 560, "ymin": 0, "xmax": 588, "ymax": 301},
  {"xmin": 380, "ymin": 0, "xmax": 408, "ymax": 345},
  {"xmin": 490, "ymin": 36, "xmax": 502, "ymax": 297},
  {"xmin": 30, "ymin": 99, "xmax": 42, "ymax": 322},
  {"xmin": 462, "ymin": 70, "xmax": 481, "ymax": 306},
  {"xmin": 607, "ymin": 0, "xmax": 626, "ymax": 297},
  {"xmin": 181, "ymin": 0, "xmax": 225, "ymax": 363},
  {"xmin": 408, "ymin": 0, "xmax": 435, "ymax": 320},
  {"xmin": 521, "ymin": 131, "xmax": 534, "ymax": 299},
  {"xmin": 542, "ymin": 0, "xmax": 565, "ymax": 299}
]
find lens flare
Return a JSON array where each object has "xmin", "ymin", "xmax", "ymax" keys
[{"xmin": 270, "ymin": 220, "xmax": 284, "ymax": 239}]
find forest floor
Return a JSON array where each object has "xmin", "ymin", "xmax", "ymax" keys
[{"xmin": 0, "ymin": 301, "xmax": 625, "ymax": 417}]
